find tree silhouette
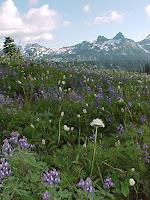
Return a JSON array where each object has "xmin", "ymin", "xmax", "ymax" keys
[
  {"xmin": 3, "ymin": 37, "xmax": 17, "ymax": 57},
  {"xmin": 144, "ymin": 62, "xmax": 150, "ymax": 74}
]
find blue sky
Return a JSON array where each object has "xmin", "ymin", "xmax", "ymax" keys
[{"xmin": 0, "ymin": 0, "xmax": 150, "ymax": 48}]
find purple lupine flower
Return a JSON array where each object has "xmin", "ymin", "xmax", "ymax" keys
[
  {"xmin": 9, "ymin": 131, "xmax": 20, "ymax": 145},
  {"xmin": 117, "ymin": 124, "xmax": 124, "ymax": 134},
  {"xmin": 6, "ymin": 109, "xmax": 11, "ymax": 115},
  {"xmin": 106, "ymin": 96, "xmax": 111, "ymax": 105},
  {"xmin": 140, "ymin": 114, "xmax": 146, "ymax": 122},
  {"xmin": 52, "ymin": 94, "xmax": 58, "ymax": 101},
  {"xmin": 43, "ymin": 191, "xmax": 51, "ymax": 200},
  {"xmin": 143, "ymin": 143, "xmax": 149, "ymax": 149},
  {"xmin": 136, "ymin": 145, "xmax": 141, "ymax": 150},
  {"xmin": 1, "ymin": 139, "xmax": 13, "ymax": 158},
  {"xmin": 104, "ymin": 177, "xmax": 115, "ymax": 189},
  {"xmin": 127, "ymin": 102, "xmax": 132, "ymax": 109},
  {"xmin": 77, "ymin": 179, "xmax": 85, "ymax": 188},
  {"xmin": 34, "ymin": 93, "xmax": 39, "ymax": 100},
  {"xmin": 105, "ymin": 116, "xmax": 112, "ymax": 123},
  {"xmin": 18, "ymin": 136, "xmax": 31, "ymax": 148},
  {"xmin": 144, "ymin": 151, "xmax": 150, "ymax": 163},
  {"xmin": 18, "ymin": 95, "xmax": 23, "ymax": 104},
  {"xmin": 0, "ymin": 158, "xmax": 13, "ymax": 188},
  {"xmin": 43, "ymin": 168, "xmax": 62, "ymax": 185},
  {"xmin": 109, "ymin": 86, "xmax": 116, "ymax": 98},
  {"xmin": 77, "ymin": 177, "xmax": 95, "ymax": 195}
]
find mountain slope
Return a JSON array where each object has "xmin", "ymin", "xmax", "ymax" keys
[
  {"xmin": 138, "ymin": 35, "xmax": 150, "ymax": 53},
  {"xmin": 20, "ymin": 32, "xmax": 150, "ymax": 64}
]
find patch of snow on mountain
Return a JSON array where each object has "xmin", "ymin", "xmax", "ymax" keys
[
  {"xmin": 103, "ymin": 39, "xmax": 121, "ymax": 45},
  {"xmin": 138, "ymin": 44, "xmax": 150, "ymax": 53}
]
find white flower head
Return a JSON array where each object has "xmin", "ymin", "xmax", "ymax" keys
[
  {"xmin": 77, "ymin": 114, "xmax": 81, "ymax": 118},
  {"xmin": 64, "ymin": 125, "xmax": 70, "ymax": 132},
  {"xmin": 83, "ymin": 109, "xmax": 87, "ymax": 114},
  {"xmin": 121, "ymin": 108, "xmax": 124, "ymax": 112},
  {"xmin": 129, "ymin": 178, "xmax": 135, "ymax": 186},
  {"xmin": 118, "ymin": 98, "xmax": 124, "ymax": 103},
  {"xmin": 62, "ymin": 81, "xmax": 65, "ymax": 85},
  {"xmin": 42, "ymin": 139, "xmax": 45, "ymax": 145},
  {"xmin": 31, "ymin": 124, "xmax": 34, "ymax": 128},
  {"xmin": 90, "ymin": 118, "xmax": 105, "ymax": 128},
  {"xmin": 71, "ymin": 127, "xmax": 74, "ymax": 131},
  {"xmin": 61, "ymin": 112, "xmax": 64, "ymax": 117},
  {"xmin": 131, "ymin": 168, "xmax": 135, "ymax": 172},
  {"xmin": 59, "ymin": 87, "xmax": 62, "ymax": 92},
  {"xmin": 17, "ymin": 80, "xmax": 22, "ymax": 84},
  {"xmin": 115, "ymin": 140, "xmax": 121, "ymax": 146},
  {"xmin": 101, "ymin": 107, "xmax": 104, "ymax": 111},
  {"xmin": 83, "ymin": 143, "xmax": 86, "ymax": 148}
]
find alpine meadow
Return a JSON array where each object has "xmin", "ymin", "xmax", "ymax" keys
[{"xmin": 0, "ymin": 0, "xmax": 150, "ymax": 200}]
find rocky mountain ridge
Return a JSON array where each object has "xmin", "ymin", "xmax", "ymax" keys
[{"xmin": 19, "ymin": 32, "xmax": 150, "ymax": 64}]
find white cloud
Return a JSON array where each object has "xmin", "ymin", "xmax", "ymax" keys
[
  {"xmin": 84, "ymin": 4, "xmax": 90, "ymax": 13},
  {"xmin": 62, "ymin": 20, "xmax": 71, "ymax": 27},
  {"xmin": 0, "ymin": 0, "xmax": 69, "ymax": 44},
  {"xmin": 28, "ymin": 0, "xmax": 38, "ymax": 6},
  {"xmin": 88, "ymin": 10, "xmax": 123, "ymax": 25},
  {"xmin": 145, "ymin": 5, "xmax": 150, "ymax": 17},
  {"xmin": 22, "ymin": 33, "xmax": 54, "ymax": 43}
]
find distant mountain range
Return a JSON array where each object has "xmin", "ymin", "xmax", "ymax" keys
[
  {"xmin": 1, "ymin": 32, "xmax": 150, "ymax": 70},
  {"xmin": 19, "ymin": 32, "xmax": 150, "ymax": 62}
]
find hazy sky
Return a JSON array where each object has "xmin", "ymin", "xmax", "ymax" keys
[{"xmin": 0, "ymin": 0, "xmax": 150, "ymax": 48}]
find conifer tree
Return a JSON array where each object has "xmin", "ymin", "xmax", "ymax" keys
[{"xmin": 3, "ymin": 37, "xmax": 17, "ymax": 57}]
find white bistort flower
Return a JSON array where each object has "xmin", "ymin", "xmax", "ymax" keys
[
  {"xmin": 64, "ymin": 125, "xmax": 70, "ymax": 132},
  {"xmin": 90, "ymin": 118, "xmax": 105, "ymax": 128},
  {"xmin": 59, "ymin": 87, "xmax": 62, "ymax": 92},
  {"xmin": 42, "ymin": 139, "xmax": 45, "ymax": 145},
  {"xmin": 17, "ymin": 80, "xmax": 22, "ymax": 84},
  {"xmin": 129, "ymin": 178, "xmax": 135, "ymax": 186},
  {"xmin": 131, "ymin": 168, "xmax": 135, "ymax": 172},
  {"xmin": 101, "ymin": 107, "xmax": 104, "ymax": 111},
  {"xmin": 62, "ymin": 81, "xmax": 65, "ymax": 85},
  {"xmin": 31, "ymin": 124, "xmax": 34, "ymax": 128},
  {"xmin": 83, "ymin": 109, "xmax": 87, "ymax": 114},
  {"xmin": 77, "ymin": 114, "xmax": 81, "ymax": 118},
  {"xmin": 61, "ymin": 112, "xmax": 64, "ymax": 117}
]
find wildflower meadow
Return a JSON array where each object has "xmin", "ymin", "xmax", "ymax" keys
[{"xmin": 0, "ymin": 55, "xmax": 150, "ymax": 200}]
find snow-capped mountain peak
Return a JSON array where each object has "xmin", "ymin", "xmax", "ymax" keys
[{"xmin": 18, "ymin": 32, "xmax": 150, "ymax": 63}]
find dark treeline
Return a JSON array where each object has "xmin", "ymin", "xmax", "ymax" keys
[{"xmin": 143, "ymin": 62, "xmax": 150, "ymax": 74}]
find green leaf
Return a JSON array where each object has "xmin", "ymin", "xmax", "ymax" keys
[{"xmin": 121, "ymin": 182, "xmax": 130, "ymax": 197}]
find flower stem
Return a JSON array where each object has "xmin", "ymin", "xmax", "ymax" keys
[
  {"xmin": 57, "ymin": 116, "xmax": 61, "ymax": 146},
  {"xmin": 78, "ymin": 118, "xmax": 81, "ymax": 146},
  {"xmin": 90, "ymin": 126, "xmax": 98, "ymax": 177}
]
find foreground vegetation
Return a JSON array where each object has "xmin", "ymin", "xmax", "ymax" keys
[{"xmin": 0, "ymin": 55, "xmax": 150, "ymax": 200}]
